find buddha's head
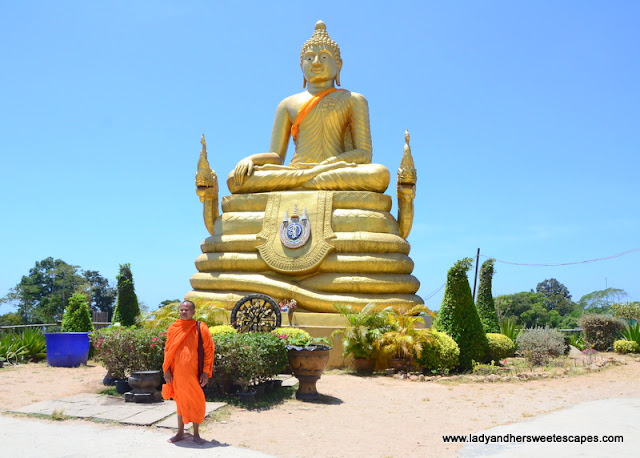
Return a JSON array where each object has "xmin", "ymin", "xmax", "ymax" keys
[{"xmin": 300, "ymin": 21, "xmax": 342, "ymax": 87}]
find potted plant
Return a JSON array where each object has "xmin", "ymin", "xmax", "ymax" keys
[
  {"xmin": 376, "ymin": 305, "xmax": 435, "ymax": 373},
  {"xmin": 282, "ymin": 333, "xmax": 332, "ymax": 401},
  {"xmin": 332, "ymin": 304, "xmax": 395, "ymax": 375},
  {"xmin": 45, "ymin": 293, "xmax": 94, "ymax": 367}
]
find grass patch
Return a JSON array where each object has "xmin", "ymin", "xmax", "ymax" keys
[
  {"xmin": 208, "ymin": 404, "xmax": 233, "ymax": 422},
  {"xmin": 99, "ymin": 387, "xmax": 119, "ymax": 396},
  {"xmin": 51, "ymin": 409, "xmax": 68, "ymax": 421}
]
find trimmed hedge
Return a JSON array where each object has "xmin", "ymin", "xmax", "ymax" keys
[
  {"xmin": 578, "ymin": 314, "xmax": 624, "ymax": 351},
  {"xmin": 112, "ymin": 263, "xmax": 140, "ymax": 327},
  {"xmin": 417, "ymin": 329, "xmax": 459, "ymax": 373},
  {"xmin": 613, "ymin": 340, "xmax": 640, "ymax": 354},
  {"xmin": 476, "ymin": 259, "xmax": 499, "ymax": 333},
  {"xmin": 435, "ymin": 258, "xmax": 489, "ymax": 370},
  {"xmin": 486, "ymin": 333, "xmax": 515, "ymax": 361},
  {"xmin": 61, "ymin": 293, "xmax": 94, "ymax": 332}
]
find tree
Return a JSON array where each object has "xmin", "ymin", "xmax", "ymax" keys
[
  {"xmin": 435, "ymin": 258, "xmax": 488, "ymax": 370},
  {"xmin": 82, "ymin": 270, "xmax": 116, "ymax": 316},
  {"xmin": 475, "ymin": 259, "xmax": 499, "ymax": 333},
  {"xmin": 1, "ymin": 258, "xmax": 85, "ymax": 323},
  {"xmin": 578, "ymin": 288, "xmax": 629, "ymax": 314},
  {"xmin": 536, "ymin": 278, "xmax": 576, "ymax": 316},
  {"xmin": 112, "ymin": 263, "xmax": 140, "ymax": 326},
  {"xmin": 0, "ymin": 312, "xmax": 23, "ymax": 326},
  {"xmin": 61, "ymin": 293, "xmax": 94, "ymax": 332},
  {"xmin": 495, "ymin": 291, "xmax": 547, "ymax": 324}
]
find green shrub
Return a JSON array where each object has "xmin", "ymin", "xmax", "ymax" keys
[
  {"xmin": 209, "ymin": 325, "xmax": 237, "ymax": 337},
  {"xmin": 91, "ymin": 327, "xmax": 166, "ymax": 379},
  {"xmin": 475, "ymin": 259, "xmax": 499, "ymax": 333},
  {"xmin": 568, "ymin": 333, "xmax": 587, "ymax": 351},
  {"xmin": 613, "ymin": 340, "xmax": 640, "ymax": 354},
  {"xmin": 416, "ymin": 329, "xmax": 459, "ymax": 373},
  {"xmin": 61, "ymin": 293, "xmax": 94, "ymax": 332},
  {"xmin": 516, "ymin": 327, "xmax": 565, "ymax": 365},
  {"xmin": 212, "ymin": 332, "xmax": 287, "ymax": 392},
  {"xmin": 578, "ymin": 314, "xmax": 624, "ymax": 351},
  {"xmin": 332, "ymin": 304, "xmax": 395, "ymax": 359},
  {"xmin": 486, "ymin": 333, "xmax": 515, "ymax": 361},
  {"xmin": 435, "ymin": 258, "xmax": 489, "ymax": 370},
  {"xmin": 112, "ymin": 264, "xmax": 140, "ymax": 327}
]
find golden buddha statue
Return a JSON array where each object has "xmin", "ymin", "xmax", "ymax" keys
[
  {"xmin": 188, "ymin": 21, "xmax": 422, "ymax": 313},
  {"xmin": 228, "ymin": 21, "xmax": 389, "ymax": 194}
]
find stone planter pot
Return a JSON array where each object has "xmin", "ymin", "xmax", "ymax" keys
[
  {"xmin": 237, "ymin": 390, "xmax": 257, "ymax": 403},
  {"xmin": 287, "ymin": 345, "xmax": 331, "ymax": 401},
  {"xmin": 114, "ymin": 380, "xmax": 131, "ymax": 395},
  {"xmin": 353, "ymin": 357, "xmax": 376, "ymax": 376},
  {"xmin": 125, "ymin": 370, "xmax": 163, "ymax": 403}
]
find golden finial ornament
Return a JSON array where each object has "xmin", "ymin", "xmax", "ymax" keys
[
  {"xmin": 195, "ymin": 134, "xmax": 219, "ymax": 236},
  {"xmin": 397, "ymin": 129, "xmax": 417, "ymax": 240}
]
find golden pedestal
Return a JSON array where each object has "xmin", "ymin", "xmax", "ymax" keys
[{"xmin": 186, "ymin": 189, "xmax": 423, "ymax": 314}]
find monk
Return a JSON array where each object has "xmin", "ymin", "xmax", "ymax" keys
[
  {"xmin": 228, "ymin": 20, "xmax": 390, "ymax": 194},
  {"xmin": 162, "ymin": 300, "xmax": 214, "ymax": 445}
]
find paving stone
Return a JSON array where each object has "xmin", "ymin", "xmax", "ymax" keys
[
  {"xmin": 12, "ymin": 400, "xmax": 69, "ymax": 415},
  {"xmin": 156, "ymin": 402, "xmax": 227, "ymax": 429},
  {"xmin": 281, "ymin": 377, "xmax": 298, "ymax": 387}
]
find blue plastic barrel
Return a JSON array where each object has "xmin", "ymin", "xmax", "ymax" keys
[{"xmin": 45, "ymin": 332, "xmax": 90, "ymax": 367}]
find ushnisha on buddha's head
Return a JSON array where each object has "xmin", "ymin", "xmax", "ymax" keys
[{"xmin": 300, "ymin": 21, "xmax": 342, "ymax": 88}]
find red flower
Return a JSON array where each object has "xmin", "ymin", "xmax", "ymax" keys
[{"xmin": 150, "ymin": 344, "xmax": 155, "ymax": 348}]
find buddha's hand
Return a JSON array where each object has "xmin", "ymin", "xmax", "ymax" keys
[
  {"xmin": 234, "ymin": 158, "xmax": 255, "ymax": 185},
  {"xmin": 319, "ymin": 158, "xmax": 357, "ymax": 168}
]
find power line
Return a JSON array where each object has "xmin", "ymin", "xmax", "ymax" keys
[{"xmin": 479, "ymin": 247, "xmax": 640, "ymax": 267}]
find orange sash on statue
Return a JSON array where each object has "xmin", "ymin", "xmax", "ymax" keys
[{"xmin": 291, "ymin": 88, "xmax": 346, "ymax": 142}]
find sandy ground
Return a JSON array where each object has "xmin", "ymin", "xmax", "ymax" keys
[{"xmin": 1, "ymin": 356, "xmax": 639, "ymax": 457}]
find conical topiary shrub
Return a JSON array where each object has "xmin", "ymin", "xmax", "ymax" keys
[
  {"xmin": 476, "ymin": 259, "xmax": 499, "ymax": 333},
  {"xmin": 112, "ymin": 263, "xmax": 140, "ymax": 327},
  {"xmin": 435, "ymin": 258, "xmax": 488, "ymax": 370},
  {"xmin": 61, "ymin": 293, "xmax": 94, "ymax": 332}
]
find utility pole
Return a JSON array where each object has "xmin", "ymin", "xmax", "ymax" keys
[{"xmin": 472, "ymin": 248, "xmax": 480, "ymax": 302}]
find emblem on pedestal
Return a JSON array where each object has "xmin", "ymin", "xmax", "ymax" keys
[{"xmin": 280, "ymin": 204, "xmax": 311, "ymax": 249}]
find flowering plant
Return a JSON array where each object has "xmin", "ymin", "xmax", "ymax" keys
[
  {"xmin": 279, "ymin": 299, "xmax": 297, "ymax": 313},
  {"xmin": 91, "ymin": 327, "xmax": 167, "ymax": 379}
]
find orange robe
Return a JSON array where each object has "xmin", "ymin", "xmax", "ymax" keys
[{"xmin": 162, "ymin": 320, "xmax": 214, "ymax": 424}]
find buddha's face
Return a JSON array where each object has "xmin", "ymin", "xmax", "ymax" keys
[{"xmin": 302, "ymin": 44, "xmax": 341, "ymax": 85}]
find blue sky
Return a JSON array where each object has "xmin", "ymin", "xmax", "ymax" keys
[{"xmin": 1, "ymin": 1, "xmax": 639, "ymax": 315}]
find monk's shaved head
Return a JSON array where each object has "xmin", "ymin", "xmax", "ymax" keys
[{"xmin": 181, "ymin": 300, "xmax": 195, "ymax": 311}]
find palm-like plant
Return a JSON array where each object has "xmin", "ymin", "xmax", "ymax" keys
[
  {"xmin": 376, "ymin": 305, "xmax": 435, "ymax": 363},
  {"xmin": 333, "ymin": 304, "xmax": 396, "ymax": 359},
  {"xmin": 143, "ymin": 298, "xmax": 226, "ymax": 329},
  {"xmin": 621, "ymin": 322, "xmax": 640, "ymax": 345}
]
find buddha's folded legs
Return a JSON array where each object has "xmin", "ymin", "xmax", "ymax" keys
[
  {"xmin": 300, "ymin": 163, "xmax": 389, "ymax": 192},
  {"xmin": 227, "ymin": 163, "xmax": 390, "ymax": 194}
]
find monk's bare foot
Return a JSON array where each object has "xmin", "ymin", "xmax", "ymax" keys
[
  {"xmin": 193, "ymin": 435, "xmax": 207, "ymax": 445},
  {"xmin": 168, "ymin": 434, "xmax": 185, "ymax": 443}
]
